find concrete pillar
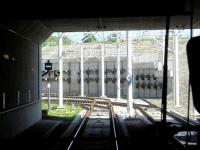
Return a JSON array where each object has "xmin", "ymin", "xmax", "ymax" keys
[
  {"xmin": 173, "ymin": 30, "xmax": 180, "ymax": 107},
  {"xmin": 101, "ymin": 45, "xmax": 105, "ymax": 97},
  {"xmin": 81, "ymin": 46, "xmax": 84, "ymax": 97},
  {"xmin": 117, "ymin": 36, "xmax": 121, "ymax": 100},
  {"xmin": 58, "ymin": 32, "xmax": 63, "ymax": 108},
  {"xmin": 127, "ymin": 31, "xmax": 134, "ymax": 116}
]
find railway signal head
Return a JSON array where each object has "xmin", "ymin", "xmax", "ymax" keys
[
  {"xmin": 54, "ymin": 70, "xmax": 60, "ymax": 77},
  {"xmin": 45, "ymin": 60, "xmax": 52, "ymax": 71}
]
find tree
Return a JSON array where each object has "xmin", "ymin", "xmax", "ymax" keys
[
  {"xmin": 42, "ymin": 35, "xmax": 72, "ymax": 47},
  {"xmin": 106, "ymin": 33, "xmax": 117, "ymax": 43},
  {"xmin": 63, "ymin": 35, "xmax": 72, "ymax": 45},
  {"xmin": 42, "ymin": 35, "xmax": 57, "ymax": 47},
  {"xmin": 82, "ymin": 33, "xmax": 97, "ymax": 43}
]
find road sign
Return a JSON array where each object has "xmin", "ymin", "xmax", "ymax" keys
[{"xmin": 45, "ymin": 60, "xmax": 52, "ymax": 71}]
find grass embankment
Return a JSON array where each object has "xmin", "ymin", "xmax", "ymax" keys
[{"xmin": 42, "ymin": 102, "xmax": 83, "ymax": 121}]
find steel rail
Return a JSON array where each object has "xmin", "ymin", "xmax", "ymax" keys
[
  {"xmin": 66, "ymin": 99, "xmax": 96, "ymax": 150},
  {"xmin": 42, "ymin": 96, "xmax": 197, "ymax": 127},
  {"xmin": 133, "ymin": 102, "xmax": 156, "ymax": 124},
  {"xmin": 66, "ymin": 98, "xmax": 119, "ymax": 150},
  {"xmin": 43, "ymin": 96, "xmax": 198, "ymax": 149},
  {"xmin": 141, "ymin": 99, "xmax": 197, "ymax": 126},
  {"xmin": 109, "ymin": 101, "xmax": 119, "ymax": 150},
  {"xmin": 137, "ymin": 99, "xmax": 198, "ymax": 149}
]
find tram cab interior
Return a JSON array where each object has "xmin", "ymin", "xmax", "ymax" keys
[{"xmin": 1, "ymin": 0, "xmax": 200, "ymax": 150}]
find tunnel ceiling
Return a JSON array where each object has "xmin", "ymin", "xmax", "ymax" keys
[
  {"xmin": 40, "ymin": 16, "xmax": 192, "ymax": 32},
  {"xmin": 0, "ymin": 0, "xmax": 200, "ymax": 44},
  {"xmin": 0, "ymin": 16, "xmax": 196, "ymax": 44},
  {"xmin": 0, "ymin": 20, "xmax": 52, "ymax": 44}
]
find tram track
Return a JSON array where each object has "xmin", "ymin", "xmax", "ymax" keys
[
  {"xmin": 43, "ymin": 96, "xmax": 199, "ymax": 126},
  {"xmin": 44, "ymin": 96, "xmax": 199, "ymax": 149},
  {"xmin": 50, "ymin": 98, "xmax": 119, "ymax": 150}
]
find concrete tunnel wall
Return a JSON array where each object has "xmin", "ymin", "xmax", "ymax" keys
[
  {"xmin": 42, "ymin": 60, "xmax": 173, "ymax": 99},
  {"xmin": 0, "ymin": 27, "xmax": 41, "ymax": 138}
]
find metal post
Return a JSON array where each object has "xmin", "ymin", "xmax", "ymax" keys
[
  {"xmin": 97, "ymin": 62, "xmax": 99, "ymax": 96},
  {"xmin": 87, "ymin": 62, "xmax": 89, "ymax": 96},
  {"xmin": 101, "ymin": 45, "xmax": 105, "ymax": 97},
  {"xmin": 3, "ymin": 92, "xmax": 5, "ymax": 109},
  {"xmin": 48, "ymin": 72, "xmax": 51, "ymax": 111},
  {"xmin": 127, "ymin": 31, "xmax": 133, "ymax": 117},
  {"xmin": 58, "ymin": 32, "xmax": 63, "ymax": 108},
  {"xmin": 122, "ymin": 61, "xmax": 124, "ymax": 96},
  {"xmin": 105, "ymin": 61, "xmax": 107, "ymax": 96},
  {"xmin": 117, "ymin": 36, "xmax": 121, "ymax": 100},
  {"xmin": 81, "ymin": 46, "xmax": 84, "ymax": 97},
  {"xmin": 162, "ymin": 30, "xmax": 165, "ymax": 66},
  {"xmin": 17, "ymin": 91, "xmax": 20, "ymax": 105},
  {"xmin": 173, "ymin": 30, "xmax": 180, "ymax": 107},
  {"xmin": 113, "ymin": 63, "xmax": 116, "ymax": 95},
  {"xmin": 69, "ymin": 62, "xmax": 71, "ymax": 95}
]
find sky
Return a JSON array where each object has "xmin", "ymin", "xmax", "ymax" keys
[{"xmin": 51, "ymin": 29, "xmax": 200, "ymax": 43}]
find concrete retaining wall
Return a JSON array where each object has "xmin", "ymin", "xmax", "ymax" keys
[{"xmin": 42, "ymin": 60, "xmax": 173, "ymax": 99}]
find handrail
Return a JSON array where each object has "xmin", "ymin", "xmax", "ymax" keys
[{"xmin": 0, "ymin": 100, "xmax": 41, "ymax": 115}]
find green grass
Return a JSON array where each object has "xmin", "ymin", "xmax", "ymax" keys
[{"xmin": 42, "ymin": 102, "xmax": 83, "ymax": 121}]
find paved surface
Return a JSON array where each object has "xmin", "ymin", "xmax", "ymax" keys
[{"xmin": 2, "ymin": 118, "xmax": 71, "ymax": 150}]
